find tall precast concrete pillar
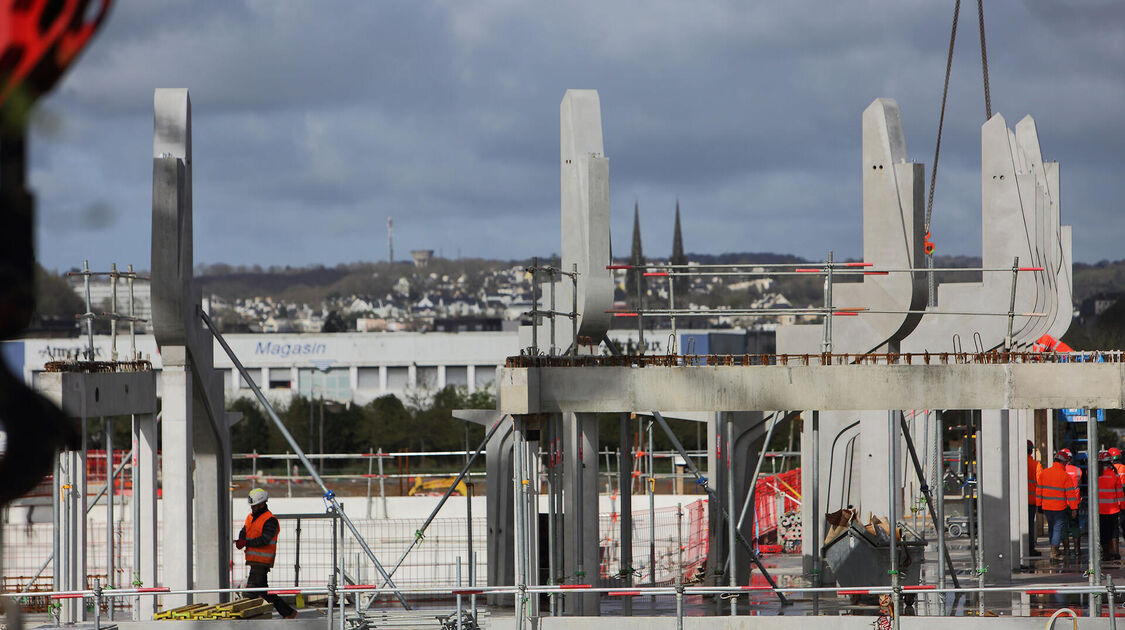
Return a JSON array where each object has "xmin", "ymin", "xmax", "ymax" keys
[
  {"xmin": 160, "ymin": 365, "xmax": 194, "ymax": 606},
  {"xmin": 563, "ymin": 412, "xmax": 600, "ymax": 615},
  {"xmin": 133, "ymin": 411, "xmax": 159, "ymax": 619},
  {"xmin": 151, "ymin": 88, "xmax": 233, "ymax": 602}
]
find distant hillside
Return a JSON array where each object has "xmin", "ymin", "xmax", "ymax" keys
[{"xmin": 1073, "ymin": 260, "xmax": 1125, "ymax": 303}]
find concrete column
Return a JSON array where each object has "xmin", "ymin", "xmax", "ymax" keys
[
  {"xmin": 563, "ymin": 412, "xmax": 599, "ymax": 615},
  {"xmin": 133, "ymin": 412, "xmax": 159, "ymax": 620},
  {"xmin": 1012, "ymin": 409, "xmax": 1030, "ymax": 563},
  {"xmin": 979, "ymin": 409, "xmax": 1012, "ymax": 585},
  {"xmin": 192, "ymin": 372, "xmax": 231, "ymax": 598},
  {"xmin": 161, "ymin": 364, "xmax": 194, "ymax": 606},
  {"xmin": 438, "ymin": 365, "xmax": 447, "ymax": 389},
  {"xmin": 486, "ymin": 425, "xmax": 515, "ymax": 605},
  {"xmin": 706, "ymin": 411, "xmax": 765, "ymax": 586},
  {"xmin": 379, "ymin": 365, "xmax": 387, "ymax": 391},
  {"xmin": 860, "ymin": 409, "xmax": 904, "ymax": 523},
  {"xmin": 467, "ymin": 366, "xmax": 477, "ymax": 393}
]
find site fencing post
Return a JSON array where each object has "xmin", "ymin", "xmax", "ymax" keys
[
  {"xmin": 94, "ymin": 577, "xmax": 101, "ymax": 630},
  {"xmin": 366, "ymin": 448, "xmax": 373, "ymax": 520},
  {"xmin": 105, "ymin": 419, "xmax": 114, "ymax": 621},
  {"xmin": 377, "ymin": 449, "xmax": 387, "ymax": 519},
  {"xmin": 456, "ymin": 556, "xmax": 463, "ymax": 630},
  {"xmin": 1088, "ymin": 406, "xmax": 1102, "ymax": 617},
  {"xmin": 294, "ymin": 517, "xmax": 302, "ymax": 587},
  {"xmin": 472, "ymin": 551, "xmax": 478, "ymax": 621},
  {"xmin": 1108, "ymin": 575, "xmax": 1118, "ymax": 630}
]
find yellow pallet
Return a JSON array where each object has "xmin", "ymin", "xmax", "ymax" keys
[
  {"xmin": 216, "ymin": 597, "xmax": 265, "ymax": 613},
  {"xmin": 154, "ymin": 603, "xmax": 209, "ymax": 620}
]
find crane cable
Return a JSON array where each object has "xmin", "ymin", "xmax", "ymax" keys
[{"xmin": 924, "ymin": 0, "xmax": 992, "ymax": 306}]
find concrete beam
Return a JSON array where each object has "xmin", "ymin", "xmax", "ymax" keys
[
  {"xmin": 36, "ymin": 371, "xmax": 157, "ymax": 417},
  {"xmin": 499, "ymin": 363, "xmax": 1125, "ymax": 413}
]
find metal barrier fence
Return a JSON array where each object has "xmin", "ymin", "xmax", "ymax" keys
[
  {"xmin": 5, "ymin": 514, "xmax": 488, "ymax": 605},
  {"xmin": 599, "ymin": 500, "xmax": 708, "ymax": 585}
]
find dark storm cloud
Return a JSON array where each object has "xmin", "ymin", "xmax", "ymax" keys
[{"xmin": 26, "ymin": 1, "xmax": 1125, "ymax": 271}]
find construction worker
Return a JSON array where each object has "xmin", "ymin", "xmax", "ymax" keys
[
  {"xmin": 1112, "ymin": 447, "xmax": 1125, "ymax": 545},
  {"xmin": 1028, "ymin": 440, "xmax": 1043, "ymax": 556},
  {"xmin": 1098, "ymin": 451, "xmax": 1124, "ymax": 561},
  {"xmin": 1037, "ymin": 450, "xmax": 1080, "ymax": 561},
  {"xmin": 1058, "ymin": 448, "xmax": 1084, "ymax": 556},
  {"xmin": 236, "ymin": 488, "xmax": 297, "ymax": 619},
  {"xmin": 1060, "ymin": 448, "xmax": 1083, "ymax": 486}
]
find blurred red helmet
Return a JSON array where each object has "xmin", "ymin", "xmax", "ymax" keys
[
  {"xmin": 1100, "ymin": 450, "xmax": 1112, "ymax": 463},
  {"xmin": 1110, "ymin": 447, "xmax": 1123, "ymax": 459},
  {"xmin": 1057, "ymin": 448, "xmax": 1073, "ymax": 463}
]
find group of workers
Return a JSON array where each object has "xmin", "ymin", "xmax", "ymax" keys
[{"xmin": 1028, "ymin": 441, "xmax": 1125, "ymax": 561}]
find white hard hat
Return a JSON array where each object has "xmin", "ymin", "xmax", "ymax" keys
[{"xmin": 248, "ymin": 488, "xmax": 269, "ymax": 506}]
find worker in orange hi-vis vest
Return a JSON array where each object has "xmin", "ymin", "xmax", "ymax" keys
[
  {"xmin": 1111, "ymin": 448, "xmax": 1125, "ymax": 547},
  {"xmin": 1027, "ymin": 440, "xmax": 1043, "ymax": 557},
  {"xmin": 236, "ymin": 489, "xmax": 297, "ymax": 619},
  {"xmin": 1097, "ymin": 452, "xmax": 1125, "ymax": 561},
  {"xmin": 1037, "ymin": 451, "xmax": 1080, "ymax": 561},
  {"xmin": 1058, "ymin": 448, "xmax": 1084, "ymax": 557}
]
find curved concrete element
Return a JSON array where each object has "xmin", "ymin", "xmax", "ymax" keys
[
  {"xmin": 775, "ymin": 98, "xmax": 926, "ymax": 356},
  {"xmin": 560, "ymin": 90, "xmax": 613, "ymax": 341},
  {"xmin": 901, "ymin": 114, "xmax": 1070, "ymax": 354}
]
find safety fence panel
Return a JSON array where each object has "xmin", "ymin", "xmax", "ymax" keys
[
  {"xmin": 231, "ymin": 516, "xmax": 489, "ymax": 591},
  {"xmin": 752, "ymin": 468, "xmax": 801, "ymax": 544},
  {"xmin": 599, "ymin": 499, "xmax": 708, "ymax": 586}
]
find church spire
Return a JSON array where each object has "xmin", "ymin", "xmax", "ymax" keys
[
  {"xmin": 627, "ymin": 201, "xmax": 645, "ymax": 304},
  {"xmin": 671, "ymin": 200, "xmax": 687, "ymax": 297}
]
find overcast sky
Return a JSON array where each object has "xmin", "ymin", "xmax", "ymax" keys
[{"xmin": 28, "ymin": 1, "xmax": 1125, "ymax": 272}]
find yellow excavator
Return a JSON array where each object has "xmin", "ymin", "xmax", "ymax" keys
[{"xmin": 408, "ymin": 476, "xmax": 468, "ymax": 497}]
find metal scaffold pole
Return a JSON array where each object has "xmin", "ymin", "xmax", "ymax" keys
[{"xmin": 200, "ymin": 310, "xmax": 411, "ymax": 609}]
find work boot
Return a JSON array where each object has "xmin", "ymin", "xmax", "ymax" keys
[{"xmin": 1050, "ymin": 546, "xmax": 1062, "ymax": 561}]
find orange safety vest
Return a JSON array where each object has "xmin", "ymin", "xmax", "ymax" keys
[
  {"xmin": 1038, "ymin": 462, "xmax": 1079, "ymax": 511},
  {"xmin": 1099, "ymin": 470, "xmax": 1125, "ymax": 515},
  {"xmin": 1114, "ymin": 462, "xmax": 1125, "ymax": 491},
  {"xmin": 244, "ymin": 510, "xmax": 278, "ymax": 567},
  {"xmin": 1065, "ymin": 464, "xmax": 1082, "ymax": 487},
  {"xmin": 1027, "ymin": 455, "xmax": 1042, "ymax": 506}
]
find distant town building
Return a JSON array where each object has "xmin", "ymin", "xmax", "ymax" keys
[{"xmin": 411, "ymin": 250, "xmax": 434, "ymax": 268}]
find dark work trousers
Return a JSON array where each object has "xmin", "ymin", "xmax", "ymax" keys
[
  {"xmin": 1029, "ymin": 504, "xmax": 1038, "ymax": 549},
  {"xmin": 246, "ymin": 563, "xmax": 295, "ymax": 617}
]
